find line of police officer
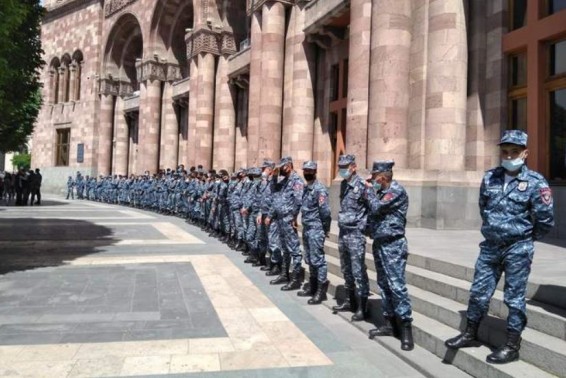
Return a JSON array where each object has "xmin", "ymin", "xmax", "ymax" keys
[
  {"xmin": 73, "ymin": 155, "xmax": 414, "ymax": 352},
  {"xmin": 73, "ymin": 129, "xmax": 555, "ymax": 363}
]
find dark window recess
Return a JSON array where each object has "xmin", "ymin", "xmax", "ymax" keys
[
  {"xmin": 510, "ymin": 53, "xmax": 527, "ymax": 86},
  {"xmin": 550, "ymin": 39, "xmax": 566, "ymax": 77},
  {"xmin": 511, "ymin": 0, "xmax": 527, "ymax": 30},
  {"xmin": 56, "ymin": 128, "xmax": 70, "ymax": 166},
  {"xmin": 549, "ymin": 88, "xmax": 566, "ymax": 181},
  {"xmin": 509, "ymin": 97, "xmax": 528, "ymax": 131},
  {"xmin": 548, "ymin": 0, "xmax": 566, "ymax": 15}
]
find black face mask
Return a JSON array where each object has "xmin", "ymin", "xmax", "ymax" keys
[
  {"xmin": 223, "ymin": 179, "xmax": 229, "ymax": 183},
  {"xmin": 304, "ymin": 173, "xmax": 315, "ymax": 182}
]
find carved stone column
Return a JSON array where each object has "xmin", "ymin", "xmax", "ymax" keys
[
  {"xmin": 367, "ymin": 0, "xmax": 412, "ymax": 167},
  {"xmin": 48, "ymin": 69, "xmax": 57, "ymax": 104},
  {"xmin": 288, "ymin": 4, "xmax": 315, "ymax": 166},
  {"xmin": 258, "ymin": 1, "xmax": 286, "ymax": 162},
  {"xmin": 213, "ymin": 54, "xmax": 236, "ymax": 171},
  {"xmin": 194, "ymin": 52, "xmax": 216, "ymax": 168},
  {"xmin": 159, "ymin": 63, "xmax": 182, "ymax": 170},
  {"xmin": 68, "ymin": 63, "xmax": 77, "ymax": 102},
  {"xmin": 137, "ymin": 59, "xmax": 164, "ymax": 174},
  {"xmin": 114, "ymin": 82, "xmax": 131, "ymax": 175},
  {"xmin": 346, "ymin": 0, "xmax": 371, "ymax": 168},
  {"xmin": 247, "ymin": 10, "xmax": 262, "ymax": 166},
  {"xmin": 424, "ymin": 0, "xmax": 467, "ymax": 171},
  {"xmin": 58, "ymin": 66, "xmax": 68, "ymax": 104},
  {"xmin": 97, "ymin": 78, "xmax": 117, "ymax": 176},
  {"xmin": 187, "ymin": 58, "xmax": 198, "ymax": 166}
]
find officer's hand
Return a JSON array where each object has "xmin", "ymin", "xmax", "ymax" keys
[
  {"xmin": 291, "ymin": 219, "xmax": 298, "ymax": 230},
  {"xmin": 241, "ymin": 208, "xmax": 248, "ymax": 216},
  {"xmin": 256, "ymin": 215, "xmax": 262, "ymax": 225},
  {"xmin": 265, "ymin": 217, "xmax": 271, "ymax": 226}
]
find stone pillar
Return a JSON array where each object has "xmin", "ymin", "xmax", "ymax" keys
[
  {"xmin": 407, "ymin": 0, "xmax": 428, "ymax": 169},
  {"xmin": 195, "ymin": 53, "xmax": 216, "ymax": 168},
  {"xmin": 247, "ymin": 11, "xmax": 262, "ymax": 166},
  {"xmin": 367, "ymin": 0, "xmax": 412, "ymax": 168},
  {"xmin": 288, "ymin": 4, "xmax": 315, "ymax": 166},
  {"xmin": 58, "ymin": 66, "xmax": 67, "ymax": 104},
  {"xmin": 127, "ymin": 113, "xmax": 139, "ymax": 176},
  {"xmin": 313, "ymin": 48, "xmax": 333, "ymax": 185},
  {"xmin": 187, "ymin": 58, "xmax": 199, "ymax": 166},
  {"xmin": 235, "ymin": 87, "xmax": 248, "ymax": 169},
  {"xmin": 160, "ymin": 82, "xmax": 179, "ymax": 170},
  {"xmin": 74, "ymin": 62, "xmax": 82, "ymax": 101},
  {"xmin": 138, "ymin": 79, "xmax": 162, "ymax": 174},
  {"xmin": 213, "ymin": 55, "xmax": 236, "ymax": 171},
  {"xmin": 176, "ymin": 99, "xmax": 188, "ymax": 168},
  {"xmin": 281, "ymin": 5, "xmax": 296, "ymax": 156},
  {"xmin": 424, "ymin": 0, "xmax": 467, "ymax": 171},
  {"xmin": 114, "ymin": 96, "xmax": 129, "ymax": 175},
  {"xmin": 258, "ymin": 1, "xmax": 286, "ymax": 162},
  {"xmin": 346, "ymin": 0, "xmax": 371, "ymax": 168},
  {"xmin": 49, "ymin": 69, "xmax": 57, "ymax": 104},
  {"xmin": 68, "ymin": 63, "xmax": 77, "ymax": 102},
  {"xmin": 98, "ymin": 93, "xmax": 114, "ymax": 176}
]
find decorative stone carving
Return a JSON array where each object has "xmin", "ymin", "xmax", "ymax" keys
[
  {"xmin": 98, "ymin": 77, "xmax": 119, "ymax": 96},
  {"xmin": 135, "ymin": 59, "xmax": 181, "ymax": 83},
  {"xmin": 118, "ymin": 81, "xmax": 133, "ymax": 97},
  {"xmin": 104, "ymin": 0, "xmax": 138, "ymax": 18},
  {"xmin": 248, "ymin": 0, "xmax": 295, "ymax": 14},
  {"xmin": 186, "ymin": 29, "xmax": 237, "ymax": 59}
]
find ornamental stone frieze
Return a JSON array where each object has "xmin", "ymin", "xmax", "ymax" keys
[
  {"xmin": 104, "ymin": 0, "xmax": 138, "ymax": 18},
  {"xmin": 185, "ymin": 28, "xmax": 237, "ymax": 59},
  {"xmin": 118, "ymin": 81, "xmax": 133, "ymax": 97},
  {"xmin": 248, "ymin": 0, "xmax": 295, "ymax": 14},
  {"xmin": 136, "ymin": 59, "xmax": 182, "ymax": 83},
  {"xmin": 98, "ymin": 77, "xmax": 119, "ymax": 96}
]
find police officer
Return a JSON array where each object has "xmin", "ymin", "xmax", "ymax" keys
[
  {"xmin": 365, "ymin": 160, "xmax": 413, "ymax": 351},
  {"xmin": 266, "ymin": 156, "xmax": 305, "ymax": 290},
  {"xmin": 332, "ymin": 154, "xmax": 370, "ymax": 322},
  {"xmin": 297, "ymin": 160, "xmax": 331, "ymax": 305},
  {"xmin": 258, "ymin": 160, "xmax": 280, "ymax": 274},
  {"xmin": 66, "ymin": 176, "xmax": 75, "ymax": 200},
  {"xmin": 445, "ymin": 130, "xmax": 554, "ymax": 364}
]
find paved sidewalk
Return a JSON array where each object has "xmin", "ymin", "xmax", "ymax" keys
[{"xmin": 0, "ymin": 197, "xmax": 432, "ymax": 377}]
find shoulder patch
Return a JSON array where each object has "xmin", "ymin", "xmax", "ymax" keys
[
  {"xmin": 517, "ymin": 182, "xmax": 528, "ymax": 192},
  {"xmin": 383, "ymin": 193, "xmax": 394, "ymax": 201},
  {"xmin": 540, "ymin": 187, "xmax": 552, "ymax": 205}
]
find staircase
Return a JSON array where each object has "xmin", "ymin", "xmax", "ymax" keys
[{"xmin": 299, "ymin": 226, "xmax": 566, "ymax": 378}]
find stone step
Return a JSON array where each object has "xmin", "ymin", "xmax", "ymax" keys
[
  {"xmin": 313, "ymin": 269, "xmax": 558, "ymax": 378},
  {"xmin": 317, "ymin": 229, "xmax": 566, "ymax": 311},
  {"xmin": 319, "ymin": 239, "xmax": 566, "ymax": 342},
  {"xmin": 321, "ymin": 253, "xmax": 566, "ymax": 376}
]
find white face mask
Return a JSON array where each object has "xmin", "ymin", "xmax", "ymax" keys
[{"xmin": 501, "ymin": 156, "xmax": 525, "ymax": 172}]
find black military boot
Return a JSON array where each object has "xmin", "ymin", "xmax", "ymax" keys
[
  {"xmin": 260, "ymin": 258, "xmax": 272, "ymax": 272},
  {"xmin": 332, "ymin": 289, "xmax": 356, "ymax": 312},
  {"xmin": 445, "ymin": 320, "xmax": 480, "ymax": 349},
  {"xmin": 235, "ymin": 240, "xmax": 246, "ymax": 252},
  {"xmin": 252, "ymin": 252, "xmax": 265, "ymax": 267},
  {"xmin": 308, "ymin": 280, "xmax": 329, "ymax": 305},
  {"xmin": 281, "ymin": 267, "xmax": 304, "ymax": 291},
  {"xmin": 399, "ymin": 321, "xmax": 414, "ymax": 351},
  {"xmin": 351, "ymin": 296, "xmax": 368, "ymax": 322},
  {"xmin": 369, "ymin": 316, "xmax": 399, "ymax": 339},
  {"xmin": 297, "ymin": 273, "xmax": 318, "ymax": 297},
  {"xmin": 266, "ymin": 262, "xmax": 281, "ymax": 276},
  {"xmin": 270, "ymin": 257, "xmax": 289, "ymax": 285},
  {"xmin": 486, "ymin": 332, "xmax": 521, "ymax": 364},
  {"xmin": 244, "ymin": 249, "xmax": 258, "ymax": 264}
]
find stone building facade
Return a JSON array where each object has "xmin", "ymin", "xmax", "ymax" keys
[{"xmin": 32, "ymin": 0, "xmax": 566, "ymax": 237}]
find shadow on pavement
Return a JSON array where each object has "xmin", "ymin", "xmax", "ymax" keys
[
  {"xmin": 0, "ymin": 199, "xmax": 71, "ymax": 208},
  {"xmin": 527, "ymin": 286, "xmax": 566, "ymax": 317},
  {"xmin": 0, "ymin": 218, "xmax": 118, "ymax": 275}
]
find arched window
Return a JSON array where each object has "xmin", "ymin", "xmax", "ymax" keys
[
  {"xmin": 71, "ymin": 50, "xmax": 84, "ymax": 101},
  {"xmin": 60, "ymin": 54, "xmax": 71, "ymax": 103},
  {"xmin": 49, "ymin": 57, "xmax": 60, "ymax": 104}
]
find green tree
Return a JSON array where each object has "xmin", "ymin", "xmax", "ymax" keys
[
  {"xmin": 11, "ymin": 153, "xmax": 31, "ymax": 169},
  {"xmin": 0, "ymin": 0, "xmax": 45, "ymax": 153}
]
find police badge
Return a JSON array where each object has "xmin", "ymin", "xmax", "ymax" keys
[{"xmin": 517, "ymin": 182, "xmax": 528, "ymax": 192}]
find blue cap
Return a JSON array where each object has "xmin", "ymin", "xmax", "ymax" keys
[
  {"xmin": 338, "ymin": 154, "xmax": 355, "ymax": 167},
  {"xmin": 237, "ymin": 168, "xmax": 247, "ymax": 175},
  {"xmin": 302, "ymin": 160, "xmax": 317, "ymax": 170},
  {"xmin": 371, "ymin": 160, "xmax": 395, "ymax": 173},
  {"xmin": 498, "ymin": 130, "xmax": 528, "ymax": 147},
  {"xmin": 247, "ymin": 167, "xmax": 261, "ymax": 176},
  {"xmin": 277, "ymin": 156, "xmax": 293, "ymax": 168},
  {"xmin": 261, "ymin": 159, "xmax": 275, "ymax": 169}
]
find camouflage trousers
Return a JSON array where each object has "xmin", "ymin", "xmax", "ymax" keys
[
  {"xmin": 338, "ymin": 228, "xmax": 369, "ymax": 298},
  {"xmin": 276, "ymin": 215, "xmax": 302, "ymax": 274},
  {"xmin": 302, "ymin": 224, "xmax": 328, "ymax": 283},
  {"xmin": 268, "ymin": 219, "xmax": 282, "ymax": 264},
  {"xmin": 372, "ymin": 236, "xmax": 412, "ymax": 322},
  {"xmin": 467, "ymin": 239, "xmax": 534, "ymax": 333}
]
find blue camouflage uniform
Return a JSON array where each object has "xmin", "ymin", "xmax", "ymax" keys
[
  {"xmin": 337, "ymin": 154, "xmax": 370, "ymax": 299},
  {"xmin": 269, "ymin": 156, "xmax": 304, "ymax": 275},
  {"xmin": 258, "ymin": 160, "xmax": 276, "ymax": 263},
  {"xmin": 466, "ymin": 131, "xmax": 554, "ymax": 334},
  {"xmin": 366, "ymin": 160, "xmax": 412, "ymax": 323},
  {"xmin": 65, "ymin": 176, "xmax": 75, "ymax": 199},
  {"xmin": 301, "ymin": 160, "xmax": 331, "ymax": 284}
]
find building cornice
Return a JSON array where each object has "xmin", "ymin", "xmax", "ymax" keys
[
  {"xmin": 43, "ymin": 0, "xmax": 101, "ymax": 23},
  {"xmin": 248, "ymin": 0, "xmax": 295, "ymax": 15}
]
